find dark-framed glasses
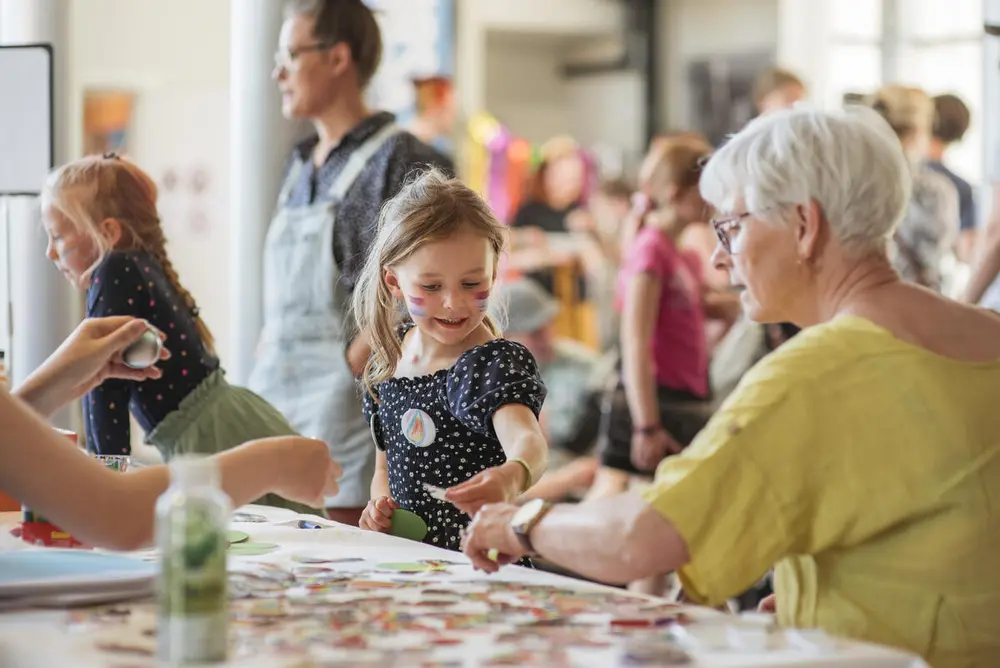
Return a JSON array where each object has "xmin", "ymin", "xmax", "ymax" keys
[
  {"xmin": 710, "ymin": 211, "xmax": 752, "ymax": 254},
  {"xmin": 273, "ymin": 42, "xmax": 334, "ymax": 70}
]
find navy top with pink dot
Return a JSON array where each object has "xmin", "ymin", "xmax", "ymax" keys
[{"xmin": 84, "ymin": 251, "xmax": 219, "ymax": 455}]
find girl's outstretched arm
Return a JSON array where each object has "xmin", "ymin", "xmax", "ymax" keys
[{"xmin": 0, "ymin": 389, "xmax": 340, "ymax": 551}]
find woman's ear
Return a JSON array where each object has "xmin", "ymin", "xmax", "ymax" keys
[
  {"xmin": 383, "ymin": 267, "xmax": 404, "ymax": 300},
  {"xmin": 795, "ymin": 200, "xmax": 823, "ymax": 262},
  {"xmin": 99, "ymin": 217, "xmax": 123, "ymax": 247}
]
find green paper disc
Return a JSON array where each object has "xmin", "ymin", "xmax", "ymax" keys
[
  {"xmin": 389, "ymin": 508, "xmax": 428, "ymax": 541},
  {"xmin": 228, "ymin": 541, "xmax": 279, "ymax": 556},
  {"xmin": 227, "ymin": 530, "xmax": 250, "ymax": 544}
]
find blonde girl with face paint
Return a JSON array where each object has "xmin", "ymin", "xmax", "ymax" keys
[{"xmin": 353, "ymin": 170, "xmax": 549, "ymax": 556}]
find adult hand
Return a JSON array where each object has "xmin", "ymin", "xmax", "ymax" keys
[
  {"xmin": 60, "ymin": 317, "xmax": 170, "ymax": 396},
  {"xmin": 445, "ymin": 462, "xmax": 524, "ymax": 516},
  {"xmin": 460, "ymin": 503, "xmax": 524, "ymax": 573},
  {"xmin": 630, "ymin": 428, "xmax": 681, "ymax": 472},
  {"xmin": 14, "ymin": 317, "xmax": 170, "ymax": 417},
  {"xmin": 266, "ymin": 437, "xmax": 342, "ymax": 508},
  {"xmin": 359, "ymin": 496, "xmax": 398, "ymax": 533}
]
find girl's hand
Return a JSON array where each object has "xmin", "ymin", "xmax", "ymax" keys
[
  {"xmin": 445, "ymin": 462, "xmax": 525, "ymax": 516},
  {"xmin": 758, "ymin": 594, "xmax": 777, "ymax": 613},
  {"xmin": 359, "ymin": 496, "xmax": 398, "ymax": 532},
  {"xmin": 259, "ymin": 436, "xmax": 342, "ymax": 508},
  {"xmin": 630, "ymin": 428, "xmax": 681, "ymax": 472}
]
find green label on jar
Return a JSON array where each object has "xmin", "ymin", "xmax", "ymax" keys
[{"xmin": 159, "ymin": 507, "xmax": 227, "ymax": 616}]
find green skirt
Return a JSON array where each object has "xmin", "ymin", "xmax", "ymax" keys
[{"xmin": 145, "ymin": 370, "xmax": 322, "ymax": 516}]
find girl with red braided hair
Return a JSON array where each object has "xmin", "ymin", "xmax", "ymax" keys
[{"xmin": 40, "ymin": 154, "xmax": 320, "ymax": 513}]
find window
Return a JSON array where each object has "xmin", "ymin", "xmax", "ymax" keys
[
  {"xmin": 826, "ymin": 0, "xmax": 884, "ymax": 109},
  {"xmin": 897, "ymin": 0, "xmax": 983, "ymax": 184}
]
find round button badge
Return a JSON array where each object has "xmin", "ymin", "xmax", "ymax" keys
[{"xmin": 401, "ymin": 408, "xmax": 436, "ymax": 447}]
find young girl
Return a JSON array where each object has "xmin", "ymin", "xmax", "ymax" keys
[
  {"xmin": 597, "ymin": 136, "xmax": 718, "ymax": 481},
  {"xmin": 40, "ymin": 154, "xmax": 317, "ymax": 513},
  {"xmin": 353, "ymin": 170, "xmax": 549, "ymax": 553}
]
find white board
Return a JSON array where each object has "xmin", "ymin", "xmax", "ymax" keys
[{"xmin": 0, "ymin": 44, "xmax": 53, "ymax": 195}]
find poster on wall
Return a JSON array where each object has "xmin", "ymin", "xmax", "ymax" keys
[
  {"xmin": 686, "ymin": 51, "xmax": 773, "ymax": 147},
  {"xmin": 83, "ymin": 90, "xmax": 134, "ymax": 156},
  {"xmin": 364, "ymin": 0, "xmax": 454, "ymax": 126}
]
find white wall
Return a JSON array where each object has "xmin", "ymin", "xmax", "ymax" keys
[
  {"xmin": 659, "ymin": 0, "xmax": 780, "ymax": 130},
  {"xmin": 68, "ymin": 0, "xmax": 233, "ymax": 366},
  {"xmin": 457, "ymin": 0, "xmax": 625, "ymax": 120},
  {"xmin": 484, "ymin": 34, "xmax": 573, "ymax": 144}
]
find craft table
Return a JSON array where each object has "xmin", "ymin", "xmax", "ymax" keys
[{"xmin": 0, "ymin": 506, "xmax": 928, "ymax": 667}]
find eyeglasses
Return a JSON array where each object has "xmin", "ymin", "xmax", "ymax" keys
[
  {"xmin": 273, "ymin": 42, "xmax": 334, "ymax": 70},
  {"xmin": 710, "ymin": 211, "xmax": 752, "ymax": 254}
]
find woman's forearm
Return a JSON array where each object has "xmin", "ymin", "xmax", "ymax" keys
[
  {"xmin": 530, "ymin": 492, "xmax": 689, "ymax": 584},
  {"xmin": 12, "ymin": 365, "xmax": 69, "ymax": 418}
]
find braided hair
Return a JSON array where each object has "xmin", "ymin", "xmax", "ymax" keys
[{"xmin": 41, "ymin": 153, "xmax": 216, "ymax": 355}]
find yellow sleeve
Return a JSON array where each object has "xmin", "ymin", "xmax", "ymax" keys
[{"xmin": 639, "ymin": 366, "xmax": 819, "ymax": 607}]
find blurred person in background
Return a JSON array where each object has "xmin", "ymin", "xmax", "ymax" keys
[
  {"xmin": 493, "ymin": 278, "xmax": 606, "ymax": 502},
  {"xmin": 589, "ymin": 137, "xmax": 719, "ymax": 529},
  {"xmin": 582, "ymin": 178, "xmax": 633, "ymax": 351},
  {"xmin": 408, "ymin": 75, "xmax": 457, "ymax": 159},
  {"xmin": 752, "ymin": 66, "xmax": 807, "ymax": 116},
  {"xmin": 869, "ymin": 85, "xmax": 959, "ymax": 292},
  {"xmin": 926, "ymin": 93, "xmax": 976, "ymax": 264},
  {"xmin": 249, "ymin": 0, "xmax": 452, "ymax": 525},
  {"xmin": 507, "ymin": 137, "xmax": 592, "ymax": 296}
]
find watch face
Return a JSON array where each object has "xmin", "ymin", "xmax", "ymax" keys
[{"xmin": 512, "ymin": 498, "xmax": 545, "ymax": 530}]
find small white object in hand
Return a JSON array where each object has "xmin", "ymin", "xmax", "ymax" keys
[{"xmin": 422, "ymin": 482, "xmax": 448, "ymax": 501}]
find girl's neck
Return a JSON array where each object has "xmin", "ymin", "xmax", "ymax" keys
[{"xmin": 402, "ymin": 323, "xmax": 494, "ymax": 375}]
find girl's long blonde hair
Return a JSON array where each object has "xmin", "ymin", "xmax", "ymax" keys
[
  {"xmin": 41, "ymin": 154, "xmax": 216, "ymax": 355},
  {"xmin": 352, "ymin": 169, "xmax": 506, "ymax": 400}
]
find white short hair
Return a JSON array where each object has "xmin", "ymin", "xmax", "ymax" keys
[{"xmin": 700, "ymin": 105, "xmax": 911, "ymax": 254}]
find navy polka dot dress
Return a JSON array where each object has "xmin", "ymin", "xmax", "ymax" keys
[{"xmin": 364, "ymin": 326, "xmax": 547, "ymax": 553}]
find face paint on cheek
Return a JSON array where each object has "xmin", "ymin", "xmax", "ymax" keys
[
  {"xmin": 406, "ymin": 295, "xmax": 427, "ymax": 318},
  {"xmin": 474, "ymin": 290, "xmax": 490, "ymax": 313}
]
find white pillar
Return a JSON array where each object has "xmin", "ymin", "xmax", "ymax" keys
[
  {"xmin": 1, "ymin": 0, "xmax": 78, "ymax": 430},
  {"xmin": 776, "ymin": 0, "xmax": 832, "ymax": 106},
  {"xmin": 228, "ymin": 0, "xmax": 300, "ymax": 385},
  {"xmin": 984, "ymin": 0, "xmax": 1000, "ymax": 197}
]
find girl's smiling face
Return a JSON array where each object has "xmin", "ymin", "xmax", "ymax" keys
[{"xmin": 384, "ymin": 226, "xmax": 497, "ymax": 347}]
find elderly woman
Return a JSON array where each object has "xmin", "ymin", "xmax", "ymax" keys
[{"xmin": 462, "ymin": 106, "xmax": 1000, "ymax": 667}]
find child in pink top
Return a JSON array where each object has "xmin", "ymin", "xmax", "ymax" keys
[
  {"xmin": 618, "ymin": 227, "xmax": 708, "ymax": 397},
  {"xmin": 600, "ymin": 135, "xmax": 715, "ymax": 475}
]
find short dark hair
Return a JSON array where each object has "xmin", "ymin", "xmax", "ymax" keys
[
  {"xmin": 932, "ymin": 94, "xmax": 971, "ymax": 144},
  {"xmin": 284, "ymin": 0, "xmax": 382, "ymax": 89}
]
